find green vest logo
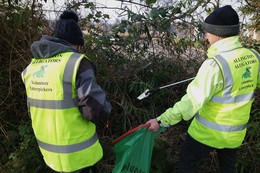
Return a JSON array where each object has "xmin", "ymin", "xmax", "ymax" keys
[
  {"xmin": 242, "ymin": 67, "xmax": 251, "ymax": 78},
  {"xmin": 33, "ymin": 65, "xmax": 48, "ymax": 78}
]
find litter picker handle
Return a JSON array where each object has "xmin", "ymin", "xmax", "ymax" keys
[
  {"xmin": 137, "ymin": 77, "xmax": 195, "ymax": 100},
  {"xmin": 158, "ymin": 77, "xmax": 195, "ymax": 90}
]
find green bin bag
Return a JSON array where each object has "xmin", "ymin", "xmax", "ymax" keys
[{"xmin": 112, "ymin": 124, "xmax": 163, "ymax": 173}]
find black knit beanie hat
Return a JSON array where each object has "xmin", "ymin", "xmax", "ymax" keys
[
  {"xmin": 202, "ymin": 5, "xmax": 240, "ymax": 37},
  {"xmin": 54, "ymin": 10, "xmax": 84, "ymax": 46}
]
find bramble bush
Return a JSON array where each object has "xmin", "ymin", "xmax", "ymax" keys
[{"xmin": 0, "ymin": 1, "xmax": 259, "ymax": 173}]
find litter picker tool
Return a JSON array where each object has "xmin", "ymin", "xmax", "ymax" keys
[{"xmin": 137, "ymin": 77, "xmax": 195, "ymax": 100}]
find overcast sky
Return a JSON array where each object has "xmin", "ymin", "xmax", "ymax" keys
[
  {"xmin": 43, "ymin": 0, "xmax": 137, "ymax": 21},
  {"xmin": 43, "ymin": 0, "xmax": 241, "ymax": 23}
]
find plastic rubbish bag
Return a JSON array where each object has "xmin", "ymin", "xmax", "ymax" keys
[{"xmin": 112, "ymin": 124, "xmax": 163, "ymax": 173}]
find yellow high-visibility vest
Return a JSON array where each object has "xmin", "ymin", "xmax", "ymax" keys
[
  {"xmin": 188, "ymin": 48, "xmax": 259, "ymax": 148},
  {"xmin": 21, "ymin": 52, "xmax": 102, "ymax": 172}
]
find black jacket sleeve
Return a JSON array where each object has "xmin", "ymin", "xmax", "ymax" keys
[{"xmin": 76, "ymin": 57, "xmax": 112, "ymax": 126}]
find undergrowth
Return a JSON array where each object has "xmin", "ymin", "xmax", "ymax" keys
[{"xmin": 0, "ymin": 1, "xmax": 259, "ymax": 173}]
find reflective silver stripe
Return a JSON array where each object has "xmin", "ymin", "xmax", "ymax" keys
[
  {"xmin": 27, "ymin": 97, "xmax": 78, "ymax": 109},
  {"xmin": 28, "ymin": 53, "xmax": 82, "ymax": 109},
  {"xmin": 37, "ymin": 132, "xmax": 98, "ymax": 153},
  {"xmin": 21, "ymin": 68, "xmax": 27, "ymax": 80},
  {"xmin": 249, "ymin": 49, "xmax": 260, "ymax": 73},
  {"xmin": 215, "ymin": 55, "xmax": 233, "ymax": 96},
  {"xmin": 211, "ymin": 92, "xmax": 254, "ymax": 104},
  {"xmin": 63, "ymin": 53, "xmax": 82, "ymax": 100},
  {"xmin": 211, "ymin": 55, "xmax": 254, "ymax": 103},
  {"xmin": 249, "ymin": 49, "xmax": 260, "ymax": 60},
  {"xmin": 196, "ymin": 114, "xmax": 247, "ymax": 132}
]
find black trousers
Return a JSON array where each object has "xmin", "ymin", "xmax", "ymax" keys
[{"xmin": 178, "ymin": 134, "xmax": 238, "ymax": 173}]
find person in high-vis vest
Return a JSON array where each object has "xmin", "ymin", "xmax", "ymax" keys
[
  {"xmin": 146, "ymin": 5, "xmax": 260, "ymax": 173},
  {"xmin": 21, "ymin": 10, "xmax": 111, "ymax": 173}
]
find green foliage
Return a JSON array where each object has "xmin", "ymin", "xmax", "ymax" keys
[
  {"xmin": 236, "ymin": 93, "xmax": 260, "ymax": 173},
  {"xmin": 0, "ymin": 1, "xmax": 53, "ymax": 172},
  {"xmin": 146, "ymin": 0, "xmax": 157, "ymax": 5},
  {"xmin": 240, "ymin": 0, "xmax": 260, "ymax": 51},
  {"xmin": 6, "ymin": 121, "xmax": 52, "ymax": 173},
  {"xmin": 240, "ymin": 0, "xmax": 259, "ymax": 29},
  {"xmin": 0, "ymin": 0, "xmax": 259, "ymax": 173},
  {"xmin": 150, "ymin": 138, "xmax": 176, "ymax": 173}
]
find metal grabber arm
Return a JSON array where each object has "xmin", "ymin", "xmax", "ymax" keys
[{"xmin": 137, "ymin": 77, "xmax": 195, "ymax": 100}]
